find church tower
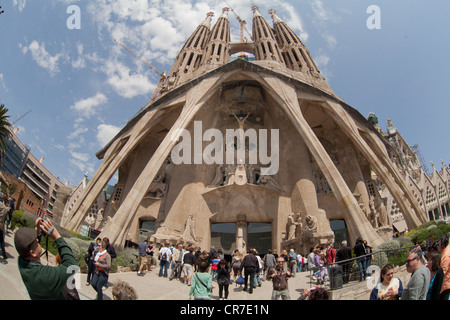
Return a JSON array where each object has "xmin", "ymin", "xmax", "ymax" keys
[
  {"xmin": 201, "ymin": 7, "xmax": 231, "ymax": 69},
  {"xmin": 166, "ymin": 12, "xmax": 214, "ymax": 88},
  {"xmin": 251, "ymin": 6, "xmax": 285, "ymax": 65},
  {"xmin": 270, "ymin": 9, "xmax": 322, "ymax": 78},
  {"xmin": 62, "ymin": 7, "xmax": 427, "ymax": 253}
]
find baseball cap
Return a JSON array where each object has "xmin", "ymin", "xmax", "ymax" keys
[{"xmin": 14, "ymin": 228, "xmax": 38, "ymax": 257}]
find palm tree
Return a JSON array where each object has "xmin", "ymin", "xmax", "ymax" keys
[{"xmin": 0, "ymin": 104, "xmax": 12, "ymax": 160}]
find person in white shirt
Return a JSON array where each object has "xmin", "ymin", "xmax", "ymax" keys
[{"xmin": 158, "ymin": 243, "xmax": 172, "ymax": 278}]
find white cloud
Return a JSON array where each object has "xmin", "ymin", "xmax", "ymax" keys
[
  {"xmin": 0, "ymin": 73, "xmax": 7, "ymax": 92},
  {"xmin": 97, "ymin": 124, "xmax": 121, "ymax": 147},
  {"xmin": 70, "ymin": 93, "xmax": 108, "ymax": 118},
  {"xmin": 20, "ymin": 40, "xmax": 67, "ymax": 76},
  {"xmin": 103, "ymin": 60, "xmax": 155, "ymax": 99},
  {"xmin": 70, "ymin": 151, "xmax": 90, "ymax": 162},
  {"xmin": 310, "ymin": 0, "xmax": 339, "ymax": 49},
  {"xmin": 13, "ymin": 0, "xmax": 27, "ymax": 12}
]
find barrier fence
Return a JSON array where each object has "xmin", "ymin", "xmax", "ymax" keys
[{"xmin": 305, "ymin": 244, "xmax": 425, "ymax": 290}]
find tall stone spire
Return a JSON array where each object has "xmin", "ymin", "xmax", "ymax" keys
[
  {"xmin": 201, "ymin": 7, "xmax": 231, "ymax": 68},
  {"xmin": 269, "ymin": 9, "xmax": 322, "ymax": 78},
  {"xmin": 251, "ymin": 6, "xmax": 285, "ymax": 65},
  {"xmin": 166, "ymin": 12, "xmax": 214, "ymax": 88}
]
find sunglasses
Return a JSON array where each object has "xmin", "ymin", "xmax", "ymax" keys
[{"xmin": 405, "ymin": 256, "xmax": 418, "ymax": 264}]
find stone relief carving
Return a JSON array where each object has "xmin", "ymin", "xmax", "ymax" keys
[
  {"xmin": 146, "ymin": 157, "xmax": 173, "ymax": 199},
  {"xmin": 94, "ymin": 208, "xmax": 104, "ymax": 230},
  {"xmin": 305, "ymin": 214, "xmax": 318, "ymax": 232},
  {"xmin": 257, "ymin": 174, "xmax": 283, "ymax": 192},
  {"xmin": 182, "ymin": 215, "xmax": 199, "ymax": 243}
]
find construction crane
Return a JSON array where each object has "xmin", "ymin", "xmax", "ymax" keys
[
  {"xmin": 12, "ymin": 109, "xmax": 32, "ymax": 127},
  {"xmin": 114, "ymin": 39, "xmax": 166, "ymax": 105},
  {"xmin": 225, "ymin": 0, "xmax": 252, "ymax": 42}
]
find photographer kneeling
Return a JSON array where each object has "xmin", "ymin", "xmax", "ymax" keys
[{"xmin": 14, "ymin": 217, "xmax": 78, "ymax": 300}]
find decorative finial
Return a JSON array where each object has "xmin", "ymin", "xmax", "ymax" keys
[
  {"xmin": 269, "ymin": 9, "xmax": 283, "ymax": 24},
  {"xmin": 201, "ymin": 11, "xmax": 215, "ymax": 28}
]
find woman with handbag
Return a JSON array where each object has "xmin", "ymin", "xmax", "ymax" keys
[
  {"xmin": 91, "ymin": 239, "xmax": 111, "ymax": 300},
  {"xmin": 189, "ymin": 259, "xmax": 213, "ymax": 300}
]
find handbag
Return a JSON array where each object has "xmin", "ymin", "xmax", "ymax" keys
[{"xmin": 195, "ymin": 273, "xmax": 213, "ymax": 294}]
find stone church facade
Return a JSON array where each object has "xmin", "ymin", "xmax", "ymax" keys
[{"xmin": 60, "ymin": 7, "xmax": 449, "ymax": 254}]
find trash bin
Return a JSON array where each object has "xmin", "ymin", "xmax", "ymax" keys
[{"xmin": 329, "ymin": 266, "xmax": 343, "ymax": 290}]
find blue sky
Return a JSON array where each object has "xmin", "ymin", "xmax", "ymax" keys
[{"xmin": 0, "ymin": 0, "xmax": 449, "ymax": 186}]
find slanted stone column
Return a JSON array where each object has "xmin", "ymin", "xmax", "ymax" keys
[
  {"xmin": 322, "ymin": 100, "xmax": 423, "ymax": 229},
  {"xmin": 259, "ymin": 74, "xmax": 382, "ymax": 247},
  {"xmin": 99, "ymin": 75, "xmax": 225, "ymax": 247},
  {"xmin": 64, "ymin": 107, "xmax": 163, "ymax": 231}
]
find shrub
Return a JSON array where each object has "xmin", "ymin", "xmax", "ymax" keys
[
  {"xmin": 406, "ymin": 221, "xmax": 450, "ymax": 244},
  {"xmin": 374, "ymin": 239, "xmax": 412, "ymax": 267},
  {"xmin": 114, "ymin": 248, "xmax": 139, "ymax": 271},
  {"xmin": 10, "ymin": 210, "xmax": 35, "ymax": 229}
]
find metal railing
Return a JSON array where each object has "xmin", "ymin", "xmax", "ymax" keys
[{"xmin": 303, "ymin": 244, "xmax": 422, "ymax": 289}]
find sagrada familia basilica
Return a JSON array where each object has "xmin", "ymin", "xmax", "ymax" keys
[{"xmin": 57, "ymin": 7, "xmax": 450, "ymax": 254}]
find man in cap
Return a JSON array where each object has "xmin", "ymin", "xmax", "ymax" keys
[
  {"xmin": 0, "ymin": 198, "xmax": 9, "ymax": 260},
  {"xmin": 14, "ymin": 217, "xmax": 78, "ymax": 300}
]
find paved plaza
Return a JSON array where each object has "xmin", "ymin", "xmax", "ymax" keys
[{"xmin": 0, "ymin": 230, "xmax": 323, "ymax": 301}]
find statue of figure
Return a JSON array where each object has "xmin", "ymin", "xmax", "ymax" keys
[
  {"xmin": 94, "ymin": 208, "xmax": 104, "ymax": 230},
  {"xmin": 210, "ymin": 164, "xmax": 224, "ymax": 186},
  {"xmin": 224, "ymin": 164, "xmax": 236, "ymax": 185},
  {"xmin": 286, "ymin": 212, "xmax": 301, "ymax": 240},
  {"xmin": 147, "ymin": 171, "xmax": 167, "ymax": 198},
  {"xmin": 368, "ymin": 198, "xmax": 378, "ymax": 228},
  {"xmin": 183, "ymin": 215, "xmax": 198, "ymax": 243},
  {"xmin": 305, "ymin": 214, "xmax": 318, "ymax": 232},
  {"xmin": 377, "ymin": 199, "xmax": 388, "ymax": 227},
  {"xmin": 85, "ymin": 213, "xmax": 95, "ymax": 226},
  {"xmin": 257, "ymin": 174, "xmax": 283, "ymax": 192},
  {"xmin": 234, "ymin": 164, "xmax": 247, "ymax": 186},
  {"xmin": 246, "ymin": 164, "xmax": 256, "ymax": 184}
]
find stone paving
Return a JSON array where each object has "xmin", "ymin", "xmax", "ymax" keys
[{"xmin": 0, "ymin": 230, "xmax": 375, "ymax": 301}]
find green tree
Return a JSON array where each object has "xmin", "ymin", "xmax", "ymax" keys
[{"xmin": 0, "ymin": 104, "xmax": 12, "ymax": 162}]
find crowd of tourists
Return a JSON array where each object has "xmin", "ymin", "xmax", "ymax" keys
[{"xmin": 3, "ymin": 210, "xmax": 449, "ymax": 301}]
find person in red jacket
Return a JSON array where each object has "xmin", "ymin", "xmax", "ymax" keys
[{"xmin": 325, "ymin": 242, "xmax": 336, "ymax": 279}]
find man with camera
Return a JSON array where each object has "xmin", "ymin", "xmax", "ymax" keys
[{"xmin": 14, "ymin": 217, "xmax": 78, "ymax": 300}]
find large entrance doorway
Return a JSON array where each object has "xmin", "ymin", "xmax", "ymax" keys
[
  {"xmin": 211, "ymin": 223, "xmax": 236, "ymax": 255},
  {"xmin": 330, "ymin": 219, "xmax": 348, "ymax": 248},
  {"xmin": 247, "ymin": 223, "xmax": 272, "ymax": 255},
  {"xmin": 139, "ymin": 220, "xmax": 156, "ymax": 243}
]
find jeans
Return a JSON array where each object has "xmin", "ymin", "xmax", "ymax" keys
[
  {"xmin": 357, "ymin": 258, "xmax": 367, "ymax": 281},
  {"xmin": 243, "ymin": 267, "xmax": 256, "ymax": 293},
  {"xmin": 219, "ymin": 284, "xmax": 229, "ymax": 299},
  {"xmin": 159, "ymin": 260, "xmax": 170, "ymax": 277},
  {"xmin": 91, "ymin": 271, "xmax": 108, "ymax": 300},
  {"xmin": 271, "ymin": 289, "xmax": 291, "ymax": 300},
  {"xmin": 297, "ymin": 261, "xmax": 302, "ymax": 272},
  {"xmin": 253, "ymin": 272, "xmax": 262, "ymax": 287}
]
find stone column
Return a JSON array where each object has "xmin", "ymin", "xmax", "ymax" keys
[
  {"xmin": 64, "ymin": 107, "xmax": 163, "ymax": 231},
  {"xmin": 322, "ymin": 100, "xmax": 423, "ymax": 229},
  {"xmin": 236, "ymin": 214, "xmax": 248, "ymax": 254},
  {"xmin": 259, "ymin": 74, "xmax": 382, "ymax": 247},
  {"xmin": 98, "ymin": 74, "xmax": 226, "ymax": 247}
]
